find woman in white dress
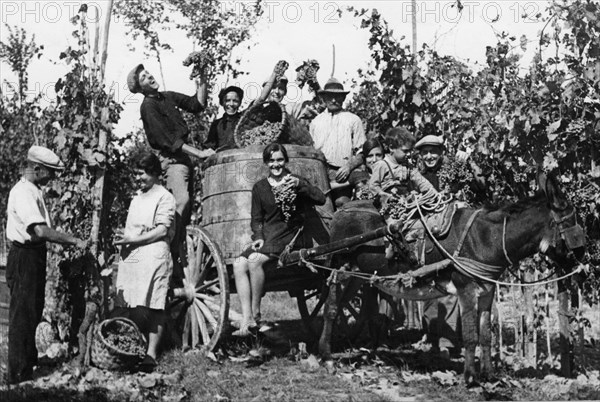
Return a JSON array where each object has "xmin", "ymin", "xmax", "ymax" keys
[{"xmin": 115, "ymin": 152, "xmax": 176, "ymax": 371}]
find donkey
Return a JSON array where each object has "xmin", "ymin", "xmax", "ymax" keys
[{"xmin": 318, "ymin": 173, "xmax": 585, "ymax": 385}]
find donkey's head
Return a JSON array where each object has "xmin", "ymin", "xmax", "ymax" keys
[{"xmin": 538, "ymin": 172, "xmax": 586, "ymax": 262}]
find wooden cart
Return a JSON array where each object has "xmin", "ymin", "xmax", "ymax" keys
[{"xmin": 169, "ymin": 145, "xmax": 338, "ymax": 350}]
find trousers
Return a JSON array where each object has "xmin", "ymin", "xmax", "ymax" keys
[
  {"xmin": 6, "ymin": 242, "xmax": 47, "ymax": 384},
  {"xmin": 159, "ymin": 154, "xmax": 193, "ymax": 285}
]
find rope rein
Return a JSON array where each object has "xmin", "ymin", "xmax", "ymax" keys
[
  {"xmin": 414, "ymin": 196, "xmax": 583, "ymax": 288},
  {"xmin": 292, "ymin": 193, "xmax": 582, "ymax": 289}
]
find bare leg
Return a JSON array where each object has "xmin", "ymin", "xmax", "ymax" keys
[
  {"xmin": 233, "ymin": 257, "xmax": 253, "ymax": 334},
  {"xmin": 247, "ymin": 253, "xmax": 269, "ymax": 321},
  {"xmin": 146, "ymin": 308, "xmax": 166, "ymax": 359}
]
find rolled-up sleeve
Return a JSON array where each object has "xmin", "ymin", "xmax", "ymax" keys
[
  {"xmin": 15, "ymin": 187, "xmax": 47, "ymax": 231},
  {"xmin": 155, "ymin": 192, "xmax": 176, "ymax": 229},
  {"xmin": 352, "ymin": 116, "xmax": 367, "ymax": 155}
]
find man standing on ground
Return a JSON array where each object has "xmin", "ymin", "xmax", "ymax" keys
[
  {"xmin": 127, "ymin": 64, "xmax": 214, "ymax": 283},
  {"xmin": 309, "ymin": 77, "xmax": 366, "ymax": 205},
  {"xmin": 6, "ymin": 145, "xmax": 87, "ymax": 384}
]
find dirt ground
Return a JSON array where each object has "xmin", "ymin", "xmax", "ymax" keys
[{"xmin": 1, "ymin": 293, "xmax": 600, "ymax": 401}]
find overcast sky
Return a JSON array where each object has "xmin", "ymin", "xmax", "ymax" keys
[{"xmin": 0, "ymin": 1, "xmax": 548, "ymax": 137}]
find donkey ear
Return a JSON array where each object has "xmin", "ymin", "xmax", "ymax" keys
[{"xmin": 543, "ymin": 172, "xmax": 569, "ymax": 209}]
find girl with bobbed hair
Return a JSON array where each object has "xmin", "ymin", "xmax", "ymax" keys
[{"xmin": 232, "ymin": 143, "xmax": 326, "ymax": 336}]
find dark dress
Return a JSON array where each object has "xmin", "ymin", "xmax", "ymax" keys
[
  {"xmin": 203, "ymin": 112, "xmax": 242, "ymax": 151},
  {"xmin": 240, "ymin": 174, "xmax": 326, "ymax": 259}
]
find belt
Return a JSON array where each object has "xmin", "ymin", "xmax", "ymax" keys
[{"xmin": 11, "ymin": 241, "xmax": 46, "ymax": 249}]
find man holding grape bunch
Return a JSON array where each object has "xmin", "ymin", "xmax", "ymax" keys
[{"xmin": 127, "ymin": 63, "xmax": 215, "ymax": 285}]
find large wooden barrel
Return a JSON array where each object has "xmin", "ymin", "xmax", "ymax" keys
[{"xmin": 201, "ymin": 145, "xmax": 334, "ymax": 263}]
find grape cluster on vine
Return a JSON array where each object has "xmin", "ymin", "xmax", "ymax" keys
[
  {"xmin": 271, "ymin": 179, "xmax": 297, "ymax": 222},
  {"xmin": 183, "ymin": 50, "xmax": 214, "ymax": 80},
  {"xmin": 238, "ymin": 121, "xmax": 283, "ymax": 147},
  {"xmin": 438, "ymin": 157, "xmax": 475, "ymax": 201}
]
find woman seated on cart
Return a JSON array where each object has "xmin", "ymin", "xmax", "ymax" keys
[{"xmin": 232, "ymin": 143, "xmax": 326, "ymax": 336}]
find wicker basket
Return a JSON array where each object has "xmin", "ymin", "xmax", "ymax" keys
[
  {"xmin": 234, "ymin": 101, "xmax": 288, "ymax": 147},
  {"xmin": 91, "ymin": 317, "xmax": 146, "ymax": 371}
]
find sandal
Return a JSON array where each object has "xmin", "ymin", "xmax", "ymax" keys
[{"xmin": 138, "ymin": 354, "xmax": 157, "ymax": 373}]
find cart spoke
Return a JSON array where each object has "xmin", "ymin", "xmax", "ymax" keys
[
  {"xmin": 193, "ymin": 303, "xmax": 210, "ymax": 345},
  {"xmin": 182, "ymin": 309, "xmax": 191, "ymax": 349},
  {"xmin": 196, "ymin": 278, "xmax": 219, "ymax": 293},
  {"xmin": 190, "ymin": 305, "xmax": 199, "ymax": 348}
]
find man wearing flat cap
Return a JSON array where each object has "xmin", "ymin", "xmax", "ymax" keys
[
  {"xmin": 310, "ymin": 77, "xmax": 366, "ymax": 204},
  {"xmin": 415, "ymin": 134, "xmax": 487, "ymax": 358},
  {"xmin": 128, "ymin": 64, "xmax": 214, "ymax": 283},
  {"xmin": 5, "ymin": 145, "xmax": 87, "ymax": 384}
]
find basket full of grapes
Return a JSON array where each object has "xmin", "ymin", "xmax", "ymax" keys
[
  {"xmin": 92, "ymin": 317, "xmax": 146, "ymax": 370},
  {"xmin": 235, "ymin": 101, "xmax": 288, "ymax": 147}
]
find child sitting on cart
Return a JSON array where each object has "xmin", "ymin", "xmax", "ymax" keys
[
  {"xmin": 232, "ymin": 143, "xmax": 326, "ymax": 336},
  {"xmin": 369, "ymin": 128, "xmax": 439, "ymax": 263}
]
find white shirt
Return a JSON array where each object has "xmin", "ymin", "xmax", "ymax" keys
[
  {"xmin": 309, "ymin": 110, "xmax": 366, "ymax": 168},
  {"xmin": 6, "ymin": 178, "xmax": 51, "ymax": 243}
]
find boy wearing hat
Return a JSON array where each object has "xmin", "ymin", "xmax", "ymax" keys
[
  {"xmin": 128, "ymin": 64, "xmax": 214, "ymax": 283},
  {"xmin": 310, "ymin": 77, "xmax": 366, "ymax": 203},
  {"xmin": 5, "ymin": 146, "xmax": 87, "ymax": 384}
]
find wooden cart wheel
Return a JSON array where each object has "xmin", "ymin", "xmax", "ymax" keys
[
  {"xmin": 296, "ymin": 282, "xmax": 329, "ymax": 336},
  {"xmin": 332, "ymin": 277, "xmax": 376, "ymax": 346},
  {"xmin": 169, "ymin": 226, "xmax": 229, "ymax": 351}
]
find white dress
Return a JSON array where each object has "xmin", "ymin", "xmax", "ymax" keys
[{"xmin": 116, "ymin": 184, "xmax": 176, "ymax": 310}]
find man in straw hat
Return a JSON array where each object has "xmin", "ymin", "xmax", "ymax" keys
[
  {"xmin": 127, "ymin": 64, "xmax": 214, "ymax": 284},
  {"xmin": 310, "ymin": 77, "xmax": 366, "ymax": 205},
  {"xmin": 5, "ymin": 145, "xmax": 87, "ymax": 384}
]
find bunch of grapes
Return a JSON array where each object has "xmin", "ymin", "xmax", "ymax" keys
[
  {"xmin": 272, "ymin": 181, "xmax": 297, "ymax": 222},
  {"xmin": 105, "ymin": 333, "xmax": 145, "ymax": 356},
  {"xmin": 380, "ymin": 194, "xmax": 409, "ymax": 221},
  {"xmin": 274, "ymin": 60, "xmax": 289, "ymax": 80},
  {"xmin": 354, "ymin": 185, "xmax": 375, "ymax": 200},
  {"xmin": 438, "ymin": 157, "xmax": 475, "ymax": 200},
  {"xmin": 566, "ymin": 118, "xmax": 586, "ymax": 134},
  {"xmin": 103, "ymin": 321, "xmax": 146, "ymax": 356},
  {"xmin": 183, "ymin": 50, "xmax": 214, "ymax": 80},
  {"xmin": 295, "ymin": 59, "xmax": 320, "ymax": 89},
  {"xmin": 238, "ymin": 121, "xmax": 283, "ymax": 147}
]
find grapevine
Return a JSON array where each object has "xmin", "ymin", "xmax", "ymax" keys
[
  {"xmin": 238, "ymin": 121, "xmax": 283, "ymax": 147},
  {"xmin": 437, "ymin": 157, "xmax": 475, "ymax": 201},
  {"xmin": 182, "ymin": 50, "xmax": 214, "ymax": 80},
  {"xmin": 271, "ymin": 176, "xmax": 297, "ymax": 222}
]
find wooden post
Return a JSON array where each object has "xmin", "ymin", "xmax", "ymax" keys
[
  {"xmin": 522, "ymin": 270, "xmax": 535, "ymax": 365},
  {"xmin": 496, "ymin": 283, "xmax": 503, "ymax": 364},
  {"xmin": 545, "ymin": 283, "xmax": 552, "ymax": 362},
  {"xmin": 77, "ymin": 0, "xmax": 115, "ymax": 367},
  {"xmin": 558, "ymin": 280, "xmax": 572, "ymax": 377}
]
